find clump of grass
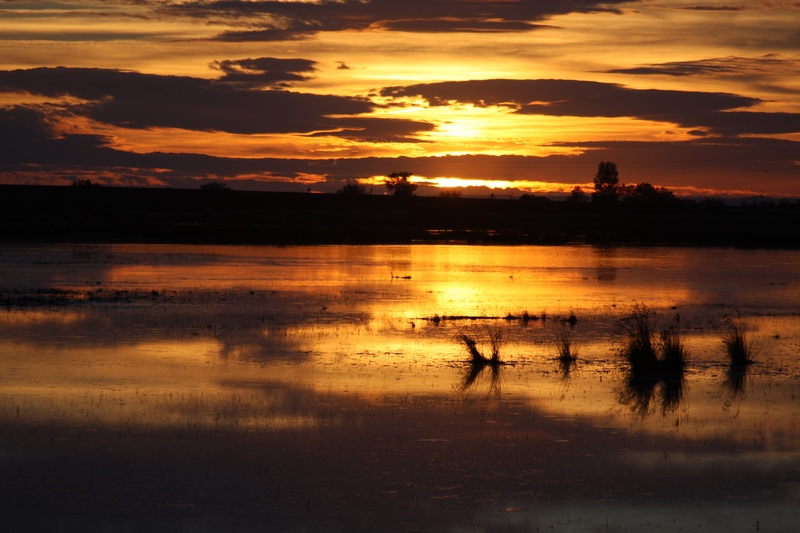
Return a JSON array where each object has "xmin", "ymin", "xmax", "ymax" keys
[
  {"xmin": 459, "ymin": 327, "xmax": 504, "ymax": 364},
  {"xmin": 657, "ymin": 327, "xmax": 687, "ymax": 414},
  {"xmin": 659, "ymin": 326, "xmax": 688, "ymax": 373},
  {"xmin": 613, "ymin": 303, "xmax": 659, "ymax": 373},
  {"xmin": 721, "ymin": 318, "xmax": 754, "ymax": 366},
  {"xmin": 613, "ymin": 304, "xmax": 688, "ymax": 416},
  {"xmin": 556, "ymin": 328, "xmax": 578, "ymax": 362},
  {"xmin": 555, "ymin": 328, "xmax": 578, "ymax": 379},
  {"xmin": 458, "ymin": 327, "xmax": 506, "ymax": 394},
  {"xmin": 720, "ymin": 317, "xmax": 755, "ymax": 399}
]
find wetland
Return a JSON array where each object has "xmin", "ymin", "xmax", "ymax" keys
[{"xmin": 1, "ymin": 243, "xmax": 800, "ymax": 531}]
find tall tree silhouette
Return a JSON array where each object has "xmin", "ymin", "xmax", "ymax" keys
[
  {"xmin": 384, "ymin": 171, "xmax": 417, "ymax": 197},
  {"xmin": 337, "ymin": 182, "xmax": 366, "ymax": 195},
  {"xmin": 592, "ymin": 161, "xmax": 619, "ymax": 203}
]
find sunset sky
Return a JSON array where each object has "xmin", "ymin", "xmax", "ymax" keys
[{"xmin": 1, "ymin": 0, "xmax": 798, "ymax": 197}]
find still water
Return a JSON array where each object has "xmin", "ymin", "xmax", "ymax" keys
[{"xmin": 2, "ymin": 244, "xmax": 800, "ymax": 531}]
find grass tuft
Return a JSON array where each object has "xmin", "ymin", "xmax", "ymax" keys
[
  {"xmin": 458, "ymin": 327, "xmax": 506, "ymax": 394},
  {"xmin": 613, "ymin": 303, "xmax": 659, "ymax": 373},
  {"xmin": 720, "ymin": 317, "xmax": 755, "ymax": 400},
  {"xmin": 659, "ymin": 326, "xmax": 688, "ymax": 374},
  {"xmin": 613, "ymin": 304, "xmax": 688, "ymax": 416},
  {"xmin": 721, "ymin": 318, "xmax": 754, "ymax": 366},
  {"xmin": 555, "ymin": 328, "xmax": 578, "ymax": 379}
]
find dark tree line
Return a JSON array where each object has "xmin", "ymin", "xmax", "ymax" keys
[
  {"xmin": 337, "ymin": 171, "xmax": 418, "ymax": 197},
  {"xmin": 566, "ymin": 161, "xmax": 677, "ymax": 206},
  {"xmin": 337, "ymin": 162, "xmax": 676, "ymax": 205}
]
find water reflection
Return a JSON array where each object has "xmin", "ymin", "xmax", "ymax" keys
[
  {"xmin": 459, "ymin": 356, "xmax": 503, "ymax": 396},
  {"xmin": 7, "ymin": 244, "xmax": 800, "ymax": 532},
  {"xmin": 722, "ymin": 360, "xmax": 752, "ymax": 409},
  {"xmin": 2, "ymin": 244, "xmax": 800, "ymax": 442},
  {"xmin": 593, "ymin": 246, "xmax": 619, "ymax": 283},
  {"xmin": 617, "ymin": 368, "xmax": 687, "ymax": 417}
]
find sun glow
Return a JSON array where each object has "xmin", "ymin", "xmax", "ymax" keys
[
  {"xmin": 359, "ymin": 174, "xmax": 590, "ymax": 194},
  {"xmin": 421, "ymin": 176, "xmax": 585, "ymax": 194}
]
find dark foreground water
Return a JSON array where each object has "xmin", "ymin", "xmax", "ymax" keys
[{"xmin": 1, "ymin": 244, "xmax": 799, "ymax": 531}]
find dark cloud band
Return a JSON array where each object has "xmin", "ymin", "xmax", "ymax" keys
[
  {"xmin": 155, "ymin": 0, "xmax": 631, "ymax": 41},
  {"xmin": 0, "ymin": 67, "xmax": 431, "ymax": 140},
  {"xmin": 381, "ymin": 78, "xmax": 799, "ymax": 136}
]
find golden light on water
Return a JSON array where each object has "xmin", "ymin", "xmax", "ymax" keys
[
  {"xmin": 3, "ymin": 244, "xmax": 800, "ymax": 444},
  {"xmin": 5, "ymin": 245, "xmax": 800, "ymax": 532}
]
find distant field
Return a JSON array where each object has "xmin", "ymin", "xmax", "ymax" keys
[{"xmin": 2, "ymin": 184, "xmax": 799, "ymax": 247}]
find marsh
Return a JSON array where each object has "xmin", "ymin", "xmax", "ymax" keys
[{"xmin": 2, "ymin": 244, "xmax": 800, "ymax": 531}]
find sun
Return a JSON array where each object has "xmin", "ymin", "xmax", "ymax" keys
[{"xmin": 437, "ymin": 120, "xmax": 482, "ymax": 139}]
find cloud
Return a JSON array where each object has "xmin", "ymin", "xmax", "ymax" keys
[
  {"xmin": 606, "ymin": 54, "xmax": 800, "ymax": 78},
  {"xmin": 682, "ymin": 5, "xmax": 744, "ymax": 11},
  {"xmin": 155, "ymin": 0, "xmax": 632, "ymax": 41},
  {"xmin": 0, "ymin": 105, "xmax": 54, "ymax": 144},
  {"xmin": 756, "ymin": 0, "xmax": 800, "ymax": 10},
  {"xmin": 381, "ymin": 78, "xmax": 800, "ymax": 136},
  {"xmin": 374, "ymin": 19, "xmax": 550, "ymax": 33},
  {"xmin": 0, "ymin": 105, "xmax": 431, "ymax": 186},
  {"xmin": 209, "ymin": 57, "xmax": 317, "ymax": 87},
  {"xmin": 309, "ymin": 117, "xmax": 435, "ymax": 143},
  {"xmin": 0, "ymin": 67, "xmax": 432, "ymax": 140},
  {"xmin": 3, "ymin": 106, "xmax": 797, "ymax": 196}
]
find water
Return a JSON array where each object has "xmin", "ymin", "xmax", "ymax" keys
[{"xmin": 1, "ymin": 243, "xmax": 800, "ymax": 531}]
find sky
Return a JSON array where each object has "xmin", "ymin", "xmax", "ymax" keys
[{"xmin": 0, "ymin": 0, "xmax": 798, "ymax": 198}]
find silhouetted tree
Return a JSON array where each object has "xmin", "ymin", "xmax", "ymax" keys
[
  {"xmin": 620, "ymin": 182, "xmax": 676, "ymax": 205},
  {"xmin": 566, "ymin": 186, "xmax": 588, "ymax": 203},
  {"xmin": 439, "ymin": 189, "xmax": 462, "ymax": 198},
  {"xmin": 519, "ymin": 194, "xmax": 552, "ymax": 208},
  {"xmin": 72, "ymin": 179, "xmax": 101, "ymax": 188},
  {"xmin": 384, "ymin": 171, "xmax": 417, "ymax": 197},
  {"xmin": 337, "ymin": 182, "xmax": 367, "ymax": 195},
  {"xmin": 591, "ymin": 161, "xmax": 619, "ymax": 203},
  {"xmin": 199, "ymin": 181, "xmax": 230, "ymax": 192}
]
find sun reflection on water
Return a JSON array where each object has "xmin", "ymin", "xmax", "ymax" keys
[{"xmin": 2, "ymin": 244, "xmax": 800, "ymax": 448}]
